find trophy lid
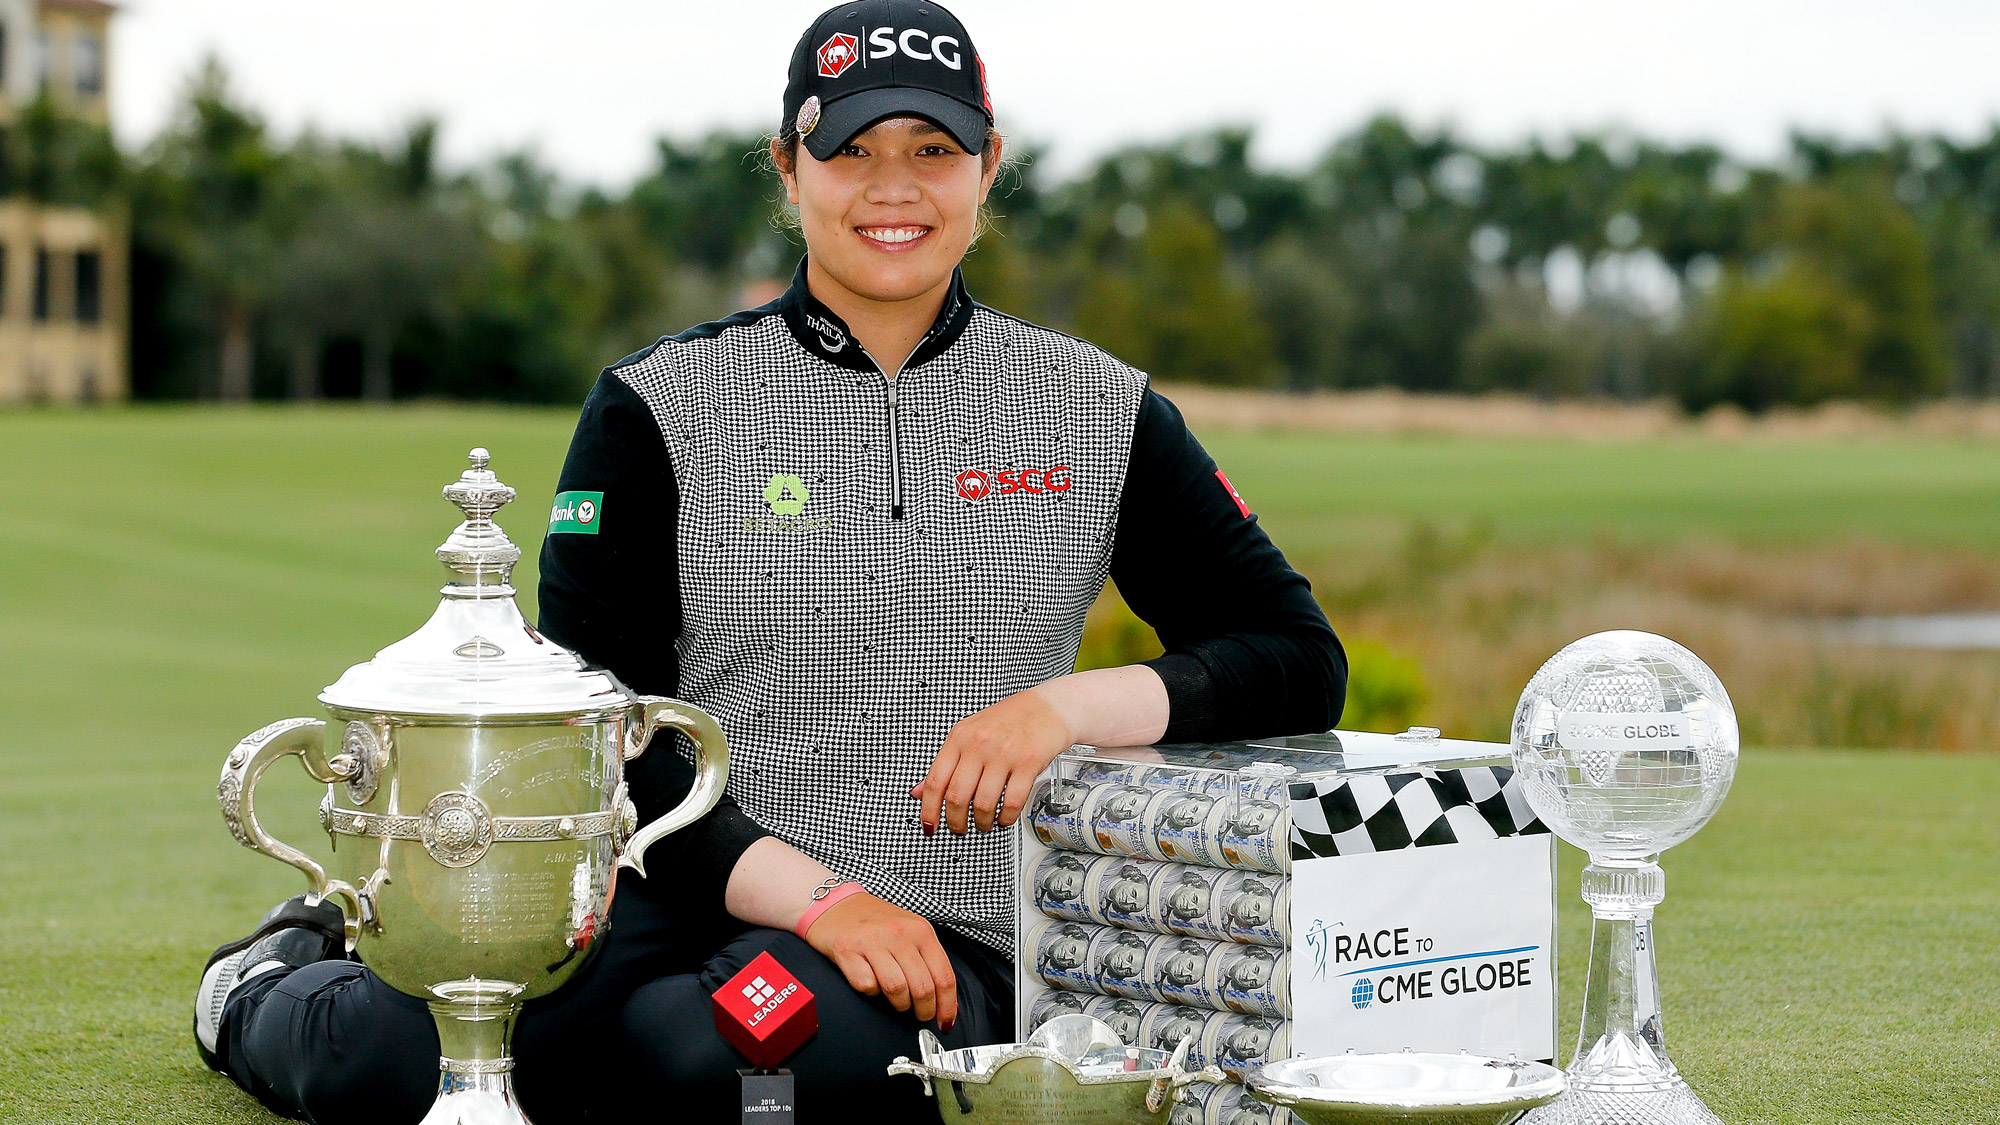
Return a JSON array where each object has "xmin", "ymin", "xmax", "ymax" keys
[{"xmin": 319, "ymin": 448, "xmax": 632, "ymax": 719}]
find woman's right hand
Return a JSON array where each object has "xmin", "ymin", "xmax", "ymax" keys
[{"xmin": 802, "ymin": 892, "xmax": 960, "ymax": 1032}]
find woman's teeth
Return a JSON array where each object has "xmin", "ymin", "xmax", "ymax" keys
[{"xmin": 858, "ymin": 227, "xmax": 928, "ymax": 244}]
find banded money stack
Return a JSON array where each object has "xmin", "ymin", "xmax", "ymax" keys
[{"xmin": 1016, "ymin": 732, "xmax": 1560, "ymax": 1125}]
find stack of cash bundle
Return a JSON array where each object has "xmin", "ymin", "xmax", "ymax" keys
[{"xmin": 1022, "ymin": 758, "xmax": 1294, "ymax": 1122}]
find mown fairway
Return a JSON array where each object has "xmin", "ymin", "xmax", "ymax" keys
[
  {"xmin": 2, "ymin": 406, "xmax": 1997, "ymax": 1123},
  {"xmin": 1220, "ymin": 430, "xmax": 2000, "ymax": 565}
]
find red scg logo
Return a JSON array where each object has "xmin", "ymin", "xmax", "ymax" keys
[
  {"xmin": 956, "ymin": 470, "xmax": 990, "ymax": 501},
  {"xmin": 817, "ymin": 33, "xmax": 860, "ymax": 78},
  {"xmin": 956, "ymin": 466, "xmax": 1072, "ymax": 501}
]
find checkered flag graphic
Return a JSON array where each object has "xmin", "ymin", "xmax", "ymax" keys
[{"xmin": 1288, "ymin": 765, "xmax": 1547, "ymax": 860}]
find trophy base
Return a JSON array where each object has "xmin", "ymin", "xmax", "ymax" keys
[
  {"xmin": 1518, "ymin": 1080, "xmax": 1722, "ymax": 1125},
  {"xmin": 419, "ymin": 1066, "xmax": 532, "ymax": 1125},
  {"xmin": 422, "ymin": 980, "xmax": 532, "ymax": 1125}
]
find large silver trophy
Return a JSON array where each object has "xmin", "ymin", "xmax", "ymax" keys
[
  {"xmin": 218, "ymin": 449, "xmax": 728, "ymax": 1125},
  {"xmin": 1510, "ymin": 631, "xmax": 1737, "ymax": 1125}
]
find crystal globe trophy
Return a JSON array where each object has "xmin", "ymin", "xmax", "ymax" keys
[{"xmin": 1510, "ymin": 630, "xmax": 1738, "ymax": 1125}]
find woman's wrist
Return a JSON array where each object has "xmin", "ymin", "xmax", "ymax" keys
[
  {"xmin": 1031, "ymin": 665, "xmax": 1169, "ymax": 748},
  {"xmin": 724, "ymin": 837, "xmax": 848, "ymax": 931},
  {"xmin": 794, "ymin": 879, "xmax": 868, "ymax": 939}
]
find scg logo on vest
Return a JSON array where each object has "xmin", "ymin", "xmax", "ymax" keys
[{"xmin": 955, "ymin": 466, "xmax": 1072, "ymax": 502}]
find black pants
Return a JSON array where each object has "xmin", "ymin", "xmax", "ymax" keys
[{"xmin": 216, "ymin": 888, "xmax": 1014, "ymax": 1124}]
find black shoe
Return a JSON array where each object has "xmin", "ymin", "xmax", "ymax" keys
[{"xmin": 193, "ymin": 895, "xmax": 349, "ymax": 1072}]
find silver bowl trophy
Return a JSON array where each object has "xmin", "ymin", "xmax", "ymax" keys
[
  {"xmin": 1509, "ymin": 631, "xmax": 1738, "ymax": 1125},
  {"xmin": 218, "ymin": 449, "xmax": 730, "ymax": 1125},
  {"xmin": 889, "ymin": 1014, "xmax": 1227, "ymax": 1125},
  {"xmin": 1246, "ymin": 1051, "xmax": 1566, "ymax": 1125}
]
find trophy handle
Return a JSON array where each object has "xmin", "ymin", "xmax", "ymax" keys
[
  {"xmin": 219, "ymin": 718, "xmax": 367, "ymax": 949},
  {"xmin": 1145, "ymin": 1035, "xmax": 1229, "ymax": 1113},
  {"xmin": 619, "ymin": 697, "xmax": 730, "ymax": 879},
  {"xmin": 886, "ymin": 1055, "xmax": 935, "ymax": 1096}
]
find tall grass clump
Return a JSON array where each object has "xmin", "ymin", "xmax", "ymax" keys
[{"xmin": 1081, "ymin": 530, "xmax": 2000, "ymax": 752}]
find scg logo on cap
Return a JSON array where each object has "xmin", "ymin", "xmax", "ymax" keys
[
  {"xmin": 817, "ymin": 33, "xmax": 860, "ymax": 77},
  {"xmin": 818, "ymin": 24, "xmax": 965, "ymax": 79},
  {"xmin": 867, "ymin": 26, "xmax": 963, "ymax": 70}
]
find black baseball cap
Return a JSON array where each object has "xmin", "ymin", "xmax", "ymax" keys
[{"xmin": 783, "ymin": 0, "xmax": 994, "ymax": 161}]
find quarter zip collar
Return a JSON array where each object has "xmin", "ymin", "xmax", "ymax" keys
[{"xmin": 777, "ymin": 256, "xmax": 973, "ymax": 376}]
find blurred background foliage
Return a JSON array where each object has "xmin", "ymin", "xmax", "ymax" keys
[{"xmin": 31, "ymin": 61, "xmax": 2000, "ymax": 409}]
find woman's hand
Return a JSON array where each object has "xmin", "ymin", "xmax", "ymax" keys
[
  {"xmin": 913, "ymin": 668, "xmax": 1172, "ymax": 835},
  {"xmin": 803, "ymin": 892, "xmax": 959, "ymax": 1031},
  {"xmin": 913, "ymin": 688, "xmax": 1073, "ymax": 835}
]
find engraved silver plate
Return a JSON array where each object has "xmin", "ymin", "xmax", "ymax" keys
[{"xmin": 1246, "ymin": 1053, "xmax": 1565, "ymax": 1125}]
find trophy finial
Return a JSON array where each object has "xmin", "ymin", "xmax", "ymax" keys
[
  {"xmin": 443, "ymin": 448, "xmax": 515, "ymax": 521},
  {"xmin": 437, "ymin": 446, "xmax": 522, "ymax": 595}
]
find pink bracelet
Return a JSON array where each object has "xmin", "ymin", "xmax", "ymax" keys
[{"xmin": 794, "ymin": 881, "xmax": 867, "ymax": 939}]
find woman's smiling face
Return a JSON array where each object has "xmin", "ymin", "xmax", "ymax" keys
[{"xmin": 778, "ymin": 116, "xmax": 999, "ymax": 305}]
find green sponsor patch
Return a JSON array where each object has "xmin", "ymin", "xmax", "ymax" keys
[
  {"xmin": 763, "ymin": 474, "xmax": 811, "ymax": 516},
  {"xmin": 549, "ymin": 490, "xmax": 603, "ymax": 534}
]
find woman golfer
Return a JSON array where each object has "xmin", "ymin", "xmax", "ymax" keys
[{"xmin": 194, "ymin": 2, "xmax": 1344, "ymax": 1120}]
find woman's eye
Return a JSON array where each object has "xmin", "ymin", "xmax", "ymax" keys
[{"xmin": 840, "ymin": 144, "xmax": 866, "ymax": 157}]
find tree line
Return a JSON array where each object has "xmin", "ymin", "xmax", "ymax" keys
[{"xmin": 20, "ymin": 63, "xmax": 2000, "ymax": 408}]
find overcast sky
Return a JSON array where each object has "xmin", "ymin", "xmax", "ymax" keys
[{"xmin": 111, "ymin": 0, "xmax": 2000, "ymax": 187}]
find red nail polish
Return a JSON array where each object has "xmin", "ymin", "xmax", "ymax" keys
[
  {"xmin": 923, "ymin": 822, "xmax": 936, "ymax": 836},
  {"xmin": 941, "ymin": 1019, "xmax": 954, "ymax": 1034}
]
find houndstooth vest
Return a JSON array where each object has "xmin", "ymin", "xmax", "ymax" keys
[{"xmin": 614, "ymin": 265, "xmax": 1145, "ymax": 951}]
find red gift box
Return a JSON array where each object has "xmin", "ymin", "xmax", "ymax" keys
[{"xmin": 712, "ymin": 951, "xmax": 818, "ymax": 1068}]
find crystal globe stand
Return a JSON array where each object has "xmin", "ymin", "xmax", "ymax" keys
[{"xmin": 1521, "ymin": 857, "xmax": 1722, "ymax": 1125}]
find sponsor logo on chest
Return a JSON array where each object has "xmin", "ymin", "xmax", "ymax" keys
[
  {"xmin": 743, "ymin": 473, "xmax": 832, "ymax": 533},
  {"xmin": 954, "ymin": 466, "xmax": 1073, "ymax": 502}
]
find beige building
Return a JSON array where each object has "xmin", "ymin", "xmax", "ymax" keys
[{"xmin": 0, "ymin": 0, "xmax": 125, "ymax": 404}]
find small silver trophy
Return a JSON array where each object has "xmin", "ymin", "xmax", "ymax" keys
[
  {"xmin": 1510, "ymin": 630, "xmax": 1738, "ymax": 1125},
  {"xmin": 219, "ymin": 449, "xmax": 729, "ymax": 1125},
  {"xmin": 888, "ymin": 1014, "xmax": 1226, "ymax": 1124}
]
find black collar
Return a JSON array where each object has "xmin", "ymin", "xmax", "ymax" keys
[{"xmin": 777, "ymin": 257, "xmax": 974, "ymax": 375}]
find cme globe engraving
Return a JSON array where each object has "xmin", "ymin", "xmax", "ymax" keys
[{"xmin": 1511, "ymin": 629, "xmax": 1738, "ymax": 862}]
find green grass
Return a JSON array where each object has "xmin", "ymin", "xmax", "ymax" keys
[
  {"xmin": 2, "ymin": 406, "xmax": 1997, "ymax": 1122},
  {"xmin": 1215, "ymin": 431, "xmax": 2000, "ymax": 565}
]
